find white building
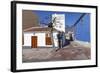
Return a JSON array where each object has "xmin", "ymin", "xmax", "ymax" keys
[
  {"xmin": 23, "ymin": 27, "xmax": 58, "ymax": 48},
  {"xmin": 52, "ymin": 14, "xmax": 65, "ymax": 32},
  {"xmin": 23, "ymin": 14, "xmax": 65, "ymax": 48}
]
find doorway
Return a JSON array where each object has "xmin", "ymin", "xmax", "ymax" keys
[{"xmin": 31, "ymin": 36, "xmax": 37, "ymax": 48}]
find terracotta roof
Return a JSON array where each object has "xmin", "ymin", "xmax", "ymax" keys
[{"xmin": 24, "ymin": 27, "xmax": 58, "ymax": 32}]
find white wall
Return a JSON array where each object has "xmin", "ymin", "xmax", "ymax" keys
[
  {"xmin": 24, "ymin": 33, "xmax": 33, "ymax": 46},
  {"xmin": 53, "ymin": 32, "xmax": 58, "ymax": 47},
  {"xmin": 0, "ymin": 0, "xmax": 100, "ymax": 73},
  {"xmin": 24, "ymin": 32, "xmax": 46, "ymax": 47},
  {"xmin": 52, "ymin": 14, "xmax": 65, "ymax": 32},
  {"xmin": 24, "ymin": 32, "xmax": 58, "ymax": 47},
  {"xmin": 35, "ymin": 33, "xmax": 46, "ymax": 47}
]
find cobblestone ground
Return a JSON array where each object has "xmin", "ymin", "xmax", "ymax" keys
[{"xmin": 22, "ymin": 41, "xmax": 91, "ymax": 62}]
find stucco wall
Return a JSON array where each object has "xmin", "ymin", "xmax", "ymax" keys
[{"xmin": 23, "ymin": 32, "xmax": 58, "ymax": 47}]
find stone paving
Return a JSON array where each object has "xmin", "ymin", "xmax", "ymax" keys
[{"xmin": 22, "ymin": 41, "xmax": 91, "ymax": 62}]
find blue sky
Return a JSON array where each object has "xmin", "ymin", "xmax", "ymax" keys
[{"xmin": 33, "ymin": 10, "xmax": 90, "ymax": 42}]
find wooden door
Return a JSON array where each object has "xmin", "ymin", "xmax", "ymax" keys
[
  {"xmin": 46, "ymin": 37, "xmax": 52, "ymax": 45},
  {"xmin": 31, "ymin": 36, "xmax": 37, "ymax": 48}
]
